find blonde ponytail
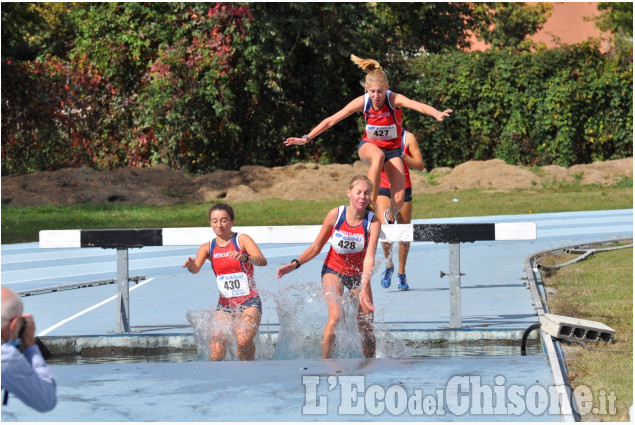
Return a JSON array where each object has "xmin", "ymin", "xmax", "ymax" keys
[
  {"xmin": 350, "ymin": 54, "xmax": 381, "ymax": 72},
  {"xmin": 350, "ymin": 54, "xmax": 389, "ymax": 89}
]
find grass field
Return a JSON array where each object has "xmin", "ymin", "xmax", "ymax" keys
[
  {"xmin": 1, "ymin": 184, "xmax": 632, "ymax": 244},
  {"xmin": 540, "ymin": 246, "xmax": 633, "ymax": 422}
]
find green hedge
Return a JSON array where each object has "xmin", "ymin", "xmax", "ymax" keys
[
  {"xmin": 2, "ymin": 39, "xmax": 632, "ymax": 175},
  {"xmin": 400, "ymin": 42, "xmax": 633, "ymax": 169}
]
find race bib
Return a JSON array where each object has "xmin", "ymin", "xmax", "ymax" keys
[
  {"xmin": 332, "ymin": 230, "xmax": 365, "ymax": 254},
  {"xmin": 216, "ymin": 272, "xmax": 250, "ymax": 298},
  {"xmin": 365, "ymin": 124, "xmax": 398, "ymax": 141}
]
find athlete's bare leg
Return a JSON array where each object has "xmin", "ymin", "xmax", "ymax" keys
[
  {"xmin": 377, "ymin": 194, "xmax": 394, "ymax": 267},
  {"xmin": 353, "ymin": 286, "xmax": 375, "ymax": 358},
  {"xmin": 396, "ymin": 201, "xmax": 413, "ymax": 274},
  {"xmin": 209, "ymin": 309, "xmax": 232, "ymax": 361},
  {"xmin": 383, "ymin": 157, "xmax": 405, "ymax": 221},
  {"xmin": 321, "ymin": 273, "xmax": 345, "ymax": 359},
  {"xmin": 358, "ymin": 143, "xmax": 385, "ymax": 203},
  {"xmin": 235, "ymin": 306, "xmax": 261, "ymax": 361}
]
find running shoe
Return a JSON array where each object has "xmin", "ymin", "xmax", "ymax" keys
[
  {"xmin": 397, "ymin": 273, "xmax": 409, "ymax": 291},
  {"xmin": 383, "ymin": 209, "xmax": 395, "ymax": 225},
  {"xmin": 381, "ymin": 267, "xmax": 394, "ymax": 288}
]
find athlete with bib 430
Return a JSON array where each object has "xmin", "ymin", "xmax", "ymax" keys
[
  {"xmin": 277, "ymin": 175, "xmax": 380, "ymax": 359},
  {"xmin": 284, "ymin": 54, "xmax": 451, "ymax": 226},
  {"xmin": 184, "ymin": 203, "xmax": 267, "ymax": 361}
]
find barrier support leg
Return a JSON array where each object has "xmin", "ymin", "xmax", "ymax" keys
[
  {"xmin": 449, "ymin": 243, "xmax": 462, "ymax": 328},
  {"xmin": 116, "ymin": 248, "xmax": 130, "ymax": 333}
]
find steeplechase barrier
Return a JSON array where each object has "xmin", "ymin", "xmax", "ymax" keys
[{"xmin": 40, "ymin": 222, "xmax": 536, "ymax": 332}]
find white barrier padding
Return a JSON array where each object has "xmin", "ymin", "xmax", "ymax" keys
[
  {"xmin": 233, "ymin": 225, "xmax": 322, "ymax": 244},
  {"xmin": 380, "ymin": 224, "xmax": 414, "ymax": 242},
  {"xmin": 162, "ymin": 225, "xmax": 323, "ymax": 245},
  {"xmin": 38, "ymin": 222, "xmax": 537, "ymax": 248},
  {"xmin": 162, "ymin": 227, "xmax": 215, "ymax": 246},
  {"xmin": 161, "ymin": 224, "xmax": 414, "ymax": 245},
  {"xmin": 494, "ymin": 222, "xmax": 537, "ymax": 240},
  {"xmin": 39, "ymin": 230, "xmax": 81, "ymax": 249}
]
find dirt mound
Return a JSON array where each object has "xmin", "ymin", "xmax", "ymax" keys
[
  {"xmin": 1, "ymin": 158, "xmax": 632, "ymax": 208},
  {"xmin": 425, "ymin": 159, "xmax": 538, "ymax": 192}
]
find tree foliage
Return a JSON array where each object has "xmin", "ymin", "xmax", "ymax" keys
[
  {"xmin": 474, "ymin": 2, "xmax": 552, "ymax": 51},
  {"xmin": 371, "ymin": 3, "xmax": 491, "ymax": 54},
  {"xmin": 596, "ymin": 2, "xmax": 633, "ymax": 37},
  {"xmin": 1, "ymin": 3, "xmax": 75, "ymax": 60},
  {"xmin": 401, "ymin": 41, "xmax": 632, "ymax": 169},
  {"xmin": 1, "ymin": 2, "xmax": 632, "ymax": 176}
]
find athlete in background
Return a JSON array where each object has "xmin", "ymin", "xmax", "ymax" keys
[{"xmin": 377, "ymin": 130, "xmax": 424, "ymax": 291}]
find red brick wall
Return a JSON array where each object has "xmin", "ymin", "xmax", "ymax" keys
[{"xmin": 469, "ymin": 2, "xmax": 606, "ymax": 51}]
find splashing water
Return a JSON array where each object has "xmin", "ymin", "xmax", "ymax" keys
[
  {"xmin": 186, "ymin": 260, "xmax": 412, "ymax": 361},
  {"xmin": 265, "ymin": 280, "xmax": 326, "ymax": 359},
  {"xmin": 185, "ymin": 308, "xmax": 275, "ymax": 361}
]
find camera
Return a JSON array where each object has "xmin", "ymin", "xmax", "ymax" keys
[{"xmin": 17, "ymin": 317, "xmax": 28, "ymax": 352}]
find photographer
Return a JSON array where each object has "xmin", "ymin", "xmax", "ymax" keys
[{"xmin": 1, "ymin": 287, "xmax": 56, "ymax": 412}]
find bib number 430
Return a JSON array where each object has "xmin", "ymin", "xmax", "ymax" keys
[
  {"xmin": 217, "ymin": 272, "xmax": 249, "ymax": 298},
  {"xmin": 224, "ymin": 279, "xmax": 241, "ymax": 291}
]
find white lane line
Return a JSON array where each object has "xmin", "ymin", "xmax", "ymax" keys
[
  {"xmin": 37, "ymin": 278, "xmax": 154, "ymax": 337},
  {"xmin": 3, "ymin": 247, "xmax": 331, "ymax": 285}
]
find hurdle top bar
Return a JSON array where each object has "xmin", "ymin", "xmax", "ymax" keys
[{"xmin": 39, "ymin": 223, "xmax": 536, "ymax": 249}]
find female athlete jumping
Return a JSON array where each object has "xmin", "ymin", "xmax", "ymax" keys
[{"xmin": 284, "ymin": 54, "xmax": 451, "ymax": 225}]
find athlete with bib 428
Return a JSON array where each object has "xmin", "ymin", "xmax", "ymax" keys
[
  {"xmin": 184, "ymin": 203, "xmax": 267, "ymax": 361},
  {"xmin": 277, "ymin": 175, "xmax": 380, "ymax": 359},
  {"xmin": 284, "ymin": 54, "xmax": 451, "ymax": 226}
]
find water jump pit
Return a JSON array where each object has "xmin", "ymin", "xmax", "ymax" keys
[{"xmin": 40, "ymin": 279, "xmax": 542, "ymax": 364}]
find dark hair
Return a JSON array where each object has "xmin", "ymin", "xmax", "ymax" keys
[{"xmin": 207, "ymin": 203, "xmax": 235, "ymax": 221}]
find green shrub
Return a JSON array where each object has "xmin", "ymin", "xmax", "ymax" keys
[{"xmin": 401, "ymin": 41, "xmax": 632, "ymax": 169}]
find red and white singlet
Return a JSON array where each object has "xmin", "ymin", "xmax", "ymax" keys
[
  {"xmin": 323, "ymin": 206, "xmax": 375, "ymax": 277},
  {"xmin": 209, "ymin": 233, "xmax": 259, "ymax": 308},
  {"xmin": 379, "ymin": 130, "xmax": 412, "ymax": 190},
  {"xmin": 362, "ymin": 89, "xmax": 403, "ymax": 150}
]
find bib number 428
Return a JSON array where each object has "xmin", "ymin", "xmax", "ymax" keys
[{"xmin": 338, "ymin": 240, "xmax": 356, "ymax": 250}]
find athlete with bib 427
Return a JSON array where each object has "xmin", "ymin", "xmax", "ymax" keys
[
  {"xmin": 277, "ymin": 175, "xmax": 380, "ymax": 359},
  {"xmin": 284, "ymin": 54, "xmax": 451, "ymax": 226},
  {"xmin": 184, "ymin": 203, "xmax": 267, "ymax": 361}
]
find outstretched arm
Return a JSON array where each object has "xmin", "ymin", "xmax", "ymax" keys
[
  {"xmin": 392, "ymin": 92, "xmax": 452, "ymax": 122},
  {"xmin": 284, "ymin": 96, "xmax": 365, "ymax": 146},
  {"xmin": 277, "ymin": 207, "xmax": 338, "ymax": 278},
  {"xmin": 183, "ymin": 243, "xmax": 209, "ymax": 274}
]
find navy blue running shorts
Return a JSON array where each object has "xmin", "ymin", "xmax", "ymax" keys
[
  {"xmin": 321, "ymin": 264, "xmax": 361, "ymax": 291},
  {"xmin": 358, "ymin": 141, "xmax": 402, "ymax": 161}
]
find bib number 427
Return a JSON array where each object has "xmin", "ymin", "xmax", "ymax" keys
[{"xmin": 373, "ymin": 129, "xmax": 389, "ymax": 138}]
